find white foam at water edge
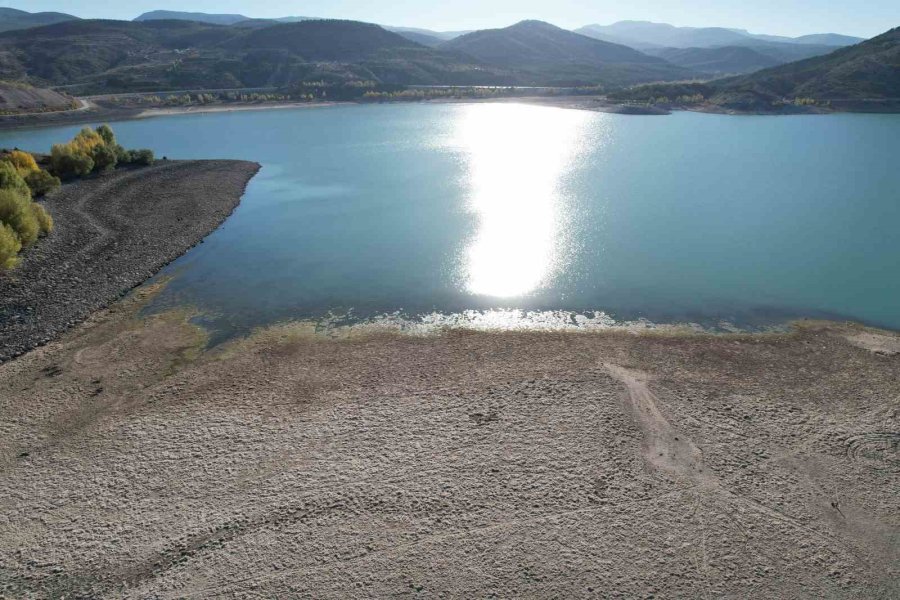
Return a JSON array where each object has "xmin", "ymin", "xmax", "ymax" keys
[{"xmin": 309, "ymin": 309, "xmax": 754, "ymax": 337}]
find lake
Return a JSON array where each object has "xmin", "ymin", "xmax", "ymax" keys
[{"xmin": 3, "ymin": 103, "xmax": 899, "ymax": 336}]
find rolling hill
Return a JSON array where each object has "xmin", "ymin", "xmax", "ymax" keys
[
  {"xmin": 440, "ymin": 20, "xmax": 696, "ymax": 86},
  {"xmin": 0, "ymin": 7, "xmax": 79, "ymax": 33},
  {"xmin": 222, "ymin": 20, "xmax": 423, "ymax": 60},
  {"xmin": 0, "ymin": 19, "xmax": 514, "ymax": 92},
  {"xmin": 0, "ymin": 19, "xmax": 239, "ymax": 86}
]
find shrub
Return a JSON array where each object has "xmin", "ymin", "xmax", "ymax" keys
[
  {"xmin": 50, "ymin": 143, "xmax": 94, "ymax": 180},
  {"xmin": 2, "ymin": 150, "xmax": 39, "ymax": 177},
  {"xmin": 0, "ymin": 188, "xmax": 39, "ymax": 246},
  {"xmin": 0, "ymin": 222, "xmax": 21, "ymax": 270},
  {"xmin": 0, "ymin": 161, "xmax": 31, "ymax": 197},
  {"xmin": 31, "ymin": 202, "xmax": 53, "ymax": 234},
  {"xmin": 96, "ymin": 124, "xmax": 116, "ymax": 146},
  {"xmin": 130, "ymin": 149, "xmax": 155, "ymax": 166},
  {"xmin": 24, "ymin": 169, "xmax": 61, "ymax": 197},
  {"xmin": 90, "ymin": 143, "xmax": 118, "ymax": 172}
]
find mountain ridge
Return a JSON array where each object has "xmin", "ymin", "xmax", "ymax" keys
[{"xmin": 576, "ymin": 21, "xmax": 864, "ymax": 50}]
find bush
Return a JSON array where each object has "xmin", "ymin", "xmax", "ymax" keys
[
  {"xmin": 2, "ymin": 150, "xmax": 39, "ymax": 177},
  {"xmin": 96, "ymin": 124, "xmax": 116, "ymax": 146},
  {"xmin": 31, "ymin": 202, "xmax": 53, "ymax": 234},
  {"xmin": 0, "ymin": 188, "xmax": 39, "ymax": 246},
  {"xmin": 90, "ymin": 143, "xmax": 118, "ymax": 172},
  {"xmin": 113, "ymin": 144, "xmax": 132, "ymax": 164},
  {"xmin": 24, "ymin": 169, "xmax": 61, "ymax": 197},
  {"xmin": 50, "ymin": 143, "xmax": 94, "ymax": 180},
  {"xmin": 0, "ymin": 222, "xmax": 22, "ymax": 270},
  {"xmin": 130, "ymin": 149, "xmax": 155, "ymax": 166},
  {"xmin": 71, "ymin": 127, "xmax": 104, "ymax": 154},
  {"xmin": 0, "ymin": 160, "xmax": 31, "ymax": 197}
]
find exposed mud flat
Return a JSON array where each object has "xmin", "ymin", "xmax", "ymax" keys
[{"xmin": 0, "ymin": 289, "xmax": 898, "ymax": 598}]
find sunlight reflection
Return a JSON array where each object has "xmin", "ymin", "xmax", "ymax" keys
[{"xmin": 455, "ymin": 103, "xmax": 590, "ymax": 297}]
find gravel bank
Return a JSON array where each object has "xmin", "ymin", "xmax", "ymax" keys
[{"xmin": 0, "ymin": 160, "xmax": 260, "ymax": 361}]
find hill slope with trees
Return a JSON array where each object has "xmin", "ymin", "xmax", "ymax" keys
[{"xmin": 717, "ymin": 26, "xmax": 900, "ymax": 101}]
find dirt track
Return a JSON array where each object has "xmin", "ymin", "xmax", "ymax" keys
[
  {"xmin": 0, "ymin": 160, "xmax": 260, "ymax": 362},
  {"xmin": 0, "ymin": 285, "xmax": 897, "ymax": 598}
]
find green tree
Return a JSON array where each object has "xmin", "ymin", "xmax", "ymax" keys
[{"xmin": 96, "ymin": 124, "xmax": 116, "ymax": 146}]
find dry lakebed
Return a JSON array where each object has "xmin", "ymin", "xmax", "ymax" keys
[{"xmin": 0, "ymin": 284, "xmax": 897, "ymax": 598}]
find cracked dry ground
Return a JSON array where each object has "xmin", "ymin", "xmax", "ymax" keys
[{"xmin": 1, "ymin": 290, "xmax": 898, "ymax": 598}]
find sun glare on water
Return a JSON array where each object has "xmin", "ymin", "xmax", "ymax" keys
[{"xmin": 454, "ymin": 103, "xmax": 591, "ymax": 298}]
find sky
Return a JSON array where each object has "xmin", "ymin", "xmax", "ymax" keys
[{"xmin": 5, "ymin": 0, "xmax": 898, "ymax": 38}]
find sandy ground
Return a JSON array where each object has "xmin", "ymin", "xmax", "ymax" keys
[
  {"xmin": 0, "ymin": 285, "xmax": 897, "ymax": 598},
  {"xmin": 134, "ymin": 101, "xmax": 341, "ymax": 119}
]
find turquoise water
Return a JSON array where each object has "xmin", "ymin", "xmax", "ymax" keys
[{"xmin": 3, "ymin": 104, "xmax": 899, "ymax": 334}]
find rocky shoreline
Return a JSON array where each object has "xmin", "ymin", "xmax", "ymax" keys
[{"xmin": 0, "ymin": 160, "xmax": 260, "ymax": 362}]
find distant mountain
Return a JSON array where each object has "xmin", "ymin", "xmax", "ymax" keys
[
  {"xmin": 644, "ymin": 41, "xmax": 847, "ymax": 76},
  {"xmin": 133, "ymin": 11, "xmax": 316, "ymax": 26},
  {"xmin": 793, "ymin": 33, "xmax": 866, "ymax": 46},
  {"xmin": 576, "ymin": 21, "xmax": 864, "ymax": 50},
  {"xmin": 441, "ymin": 20, "xmax": 696, "ymax": 86},
  {"xmin": 715, "ymin": 26, "xmax": 900, "ymax": 103},
  {"xmin": 385, "ymin": 27, "xmax": 470, "ymax": 42},
  {"xmin": 133, "ymin": 10, "xmax": 250, "ymax": 25},
  {"xmin": 741, "ymin": 41, "xmax": 847, "ymax": 63},
  {"xmin": 577, "ymin": 22, "xmax": 747, "ymax": 49},
  {"xmin": 389, "ymin": 30, "xmax": 445, "ymax": 47},
  {"xmin": 0, "ymin": 7, "xmax": 79, "ymax": 32},
  {"xmin": 645, "ymin": 46, "xmax": 781, "ymax": 76}
]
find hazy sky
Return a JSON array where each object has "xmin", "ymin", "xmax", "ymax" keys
[{"xmin": 6, "ymin": 0, "xmax": 898, "ymax": 38}]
